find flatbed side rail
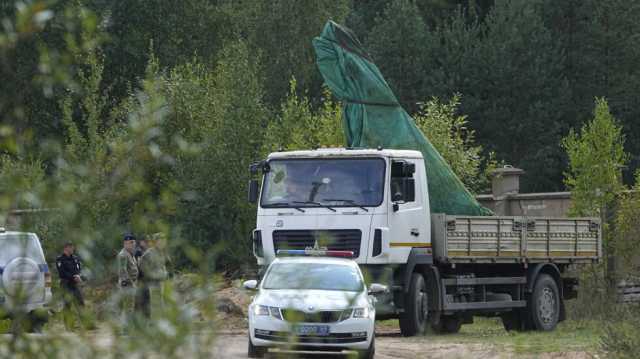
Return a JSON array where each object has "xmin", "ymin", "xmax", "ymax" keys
[{"xmin": 431, "ymin": 214, "xmax": 602, "ymax": 264}]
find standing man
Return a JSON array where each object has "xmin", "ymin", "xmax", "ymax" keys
[
  {"xmin": 138, "ymin": 233, "xmax": 168, "ymax": 320},
  {"xmin": 56, "ymin": 242, "xmax": 84, "ymax": 330},
  {"xmin": 117, "ymin": 233, "xmax": 139, "ymax": 327},
  {"xmin": 135, "ymin": 236, "xmax": 150, "ymax": 318}
]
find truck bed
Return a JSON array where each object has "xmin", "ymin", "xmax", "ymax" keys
[{"xmin": 431, "ymin": 214, "xmax": 601, "ymax": 264}]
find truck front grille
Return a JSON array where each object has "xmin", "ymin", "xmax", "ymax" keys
[{"xmin": 272, "ymin": 230, "xmax": 362, "ymax": 257}]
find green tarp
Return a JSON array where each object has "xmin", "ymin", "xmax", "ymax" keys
[{"xmin": 313, "ymin": 21, "xmax": 491, "ymax": 216}]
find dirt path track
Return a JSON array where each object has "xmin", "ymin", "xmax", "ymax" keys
[{"xmin": 213, "ymin": 332, "xmax": 595, "ymax": 359}]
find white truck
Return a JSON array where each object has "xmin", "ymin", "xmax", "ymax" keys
[{"xmin": 247, "ymin": 148, "xmax": 601, "ymax": 336}]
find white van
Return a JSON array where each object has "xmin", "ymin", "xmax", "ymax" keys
[{"xmin": 0, "ymin": 228, "xmax": 52, "ymax": 330}]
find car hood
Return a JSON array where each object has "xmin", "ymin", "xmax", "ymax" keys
[{"xmin": 256, "ymin": 289, "xmax": 367, "ymax": 311}]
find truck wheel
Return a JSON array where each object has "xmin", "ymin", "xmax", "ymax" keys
[
  {"xmin": 399, "ymin": 272, "xmax": 428, "ymax": 336},
  {"xmin": 247, "ymin": 333, "xmax": 265, "ymax": 358},
  {"xmin": 529, "ymin": 274, "xmax": 560, "ymax": 331},
  {"xmin": 431, "ymin": 315, "xmax": 462, "ymax": 334}
]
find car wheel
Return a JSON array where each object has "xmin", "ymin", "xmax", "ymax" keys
[
  {"xmin": 529, "ymin": 274, "xmax": 560, "ymax": 331},
  {"xmin": 247, "ymin": 332, "xmax": 266, "ymax": 358},
  {"xmin": 399, "ymin": 272, "xmax": 428, "ymax": 336},
  {"xmin": 358, "ymin": 335, "xmax": 375, "ymax": 359}
]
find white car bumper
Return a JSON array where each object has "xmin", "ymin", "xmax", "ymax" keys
[{"xmin": 249, "ymin": 314, "xmax": 374, "ymax": 351}]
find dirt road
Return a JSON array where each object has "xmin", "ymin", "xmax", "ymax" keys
[{"xmin": 212, "ymin": 332, "xmax": 596, "ymax": 359}]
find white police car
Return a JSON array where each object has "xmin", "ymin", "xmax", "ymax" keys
[
  {"xmin": 244, "ymin": 248, "xmax": 386, "ymax": 358},
  {"xmin": 0, "ymin": 228, "xmax": 52, "ymax": 331}
]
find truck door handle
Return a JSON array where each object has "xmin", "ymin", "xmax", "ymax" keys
[{"xmin": 410, "ymin": 228, "xmax": 420, "ymax": 236}]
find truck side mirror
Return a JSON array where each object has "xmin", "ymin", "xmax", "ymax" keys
[
  {"xmin": 391, "ymin": 178, "xmax": 415, "ymax": 204},
  {"xmin": 248, "ymin": 179, "xmax": 260, "ymax": 203},
  {"xmin": 402, "ymin": 178, "xmax": 415, "ymax": 202}
]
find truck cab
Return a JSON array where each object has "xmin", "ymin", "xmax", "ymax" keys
[{"xmin": 251, "ymin": 148, "xmax": 429, "ymax": 267}]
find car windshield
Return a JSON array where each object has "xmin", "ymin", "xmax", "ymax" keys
[
  {"xmin": 261, "ymin": 158, "xmax": 385, "ymax": 208},
  {"xmin": 262, "ymin": 262, "xmax": 364, "ymax": 292},
  {"xmin": 0, "ymin": 234, "xmax": 43, "ymax": 264}
]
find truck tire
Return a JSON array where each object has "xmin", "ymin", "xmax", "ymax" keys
[
  {"xmin": 247, "ymin": 333, "xmax": 265, "ymax": 358},
  {"xmin": 431, "ymin": 315, "xmax": 462, "ymax": 334},
  {"xmin": 399, "ymin": 272, "xmax": 428, "ymax": 336},
  {"xmin": 529, "ymin": 274, "xmax": 560, "ymax": 331}
]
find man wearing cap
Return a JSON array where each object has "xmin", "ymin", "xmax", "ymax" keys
[
  {"xmin": 56, "ymin": 242, "xmax": 84, "ymax": 330},
  {"xmin": 117, "ymin": 233, "xmax": 139, "ymax": 326},
  {"xmin": 138, "ymin": 233, "xmax": 168, "ymax": 319}
]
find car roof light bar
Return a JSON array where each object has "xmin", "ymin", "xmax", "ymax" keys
[{"xmin": 276, "ymin": 249, "xmax": 354, "ymax": 258}]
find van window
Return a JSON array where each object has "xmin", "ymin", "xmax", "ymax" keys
[{"xmin": 0, "ymin": 234, "xmax": 44, "ymax": 265}]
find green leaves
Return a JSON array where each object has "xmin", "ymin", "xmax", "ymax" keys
[
  {"xmin": 414, "ymin": 95, "xmax": 496, "ymax": 194},
  {"xmin": 562, "ymin": 98, "xmax": 627, "ymax": 217},
  {"xmin": 264, "ymin": 79, "xmax": 344, "ymax": 153}
]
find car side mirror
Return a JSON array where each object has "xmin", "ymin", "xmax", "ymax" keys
[
  {"xmin": 243, "ymin": 279, "xmax": 258, "ymax": 290},
  {"xmin": 368, "ymin": 283, "xmax": 388, "ymax": 295},
  {"xmin": 248, "ymin": 179, "xmax": 259, "ymax": 203}
]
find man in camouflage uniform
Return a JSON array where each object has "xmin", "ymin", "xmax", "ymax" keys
[
  {"xmin": 138, "ymin": 233, "xmax": 168, "ymax": 320},
  {"xmin": 117, "ymin": 233, "xmax": 139, "ymax": 327}
]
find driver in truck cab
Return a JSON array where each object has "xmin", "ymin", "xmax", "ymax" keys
[{"xmin": 267, "ymin": 171, "xmax": 307, "ymax": 203}]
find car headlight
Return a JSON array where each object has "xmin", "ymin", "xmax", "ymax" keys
[
  {"xmin": 253, "ymin": 305, "xmax": 270, "ymax": 316},
  {"xmin": 352, "ymin": 307, "xmax": 370, "ymax": 318},
  {"xmin": 253, "ymin": 305, "xmax": 282, "ymax": 320},
  {"xmin": 269, "ymin": 306, "xmax": 282, "ymax": 320}
]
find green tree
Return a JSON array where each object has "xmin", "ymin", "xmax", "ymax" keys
[
  {"xmin": 1, "ymin": 1, "xmax": 103, "ymax": 151},
  {"xmin": 614, "ymin": 170, "xmax": 640, "ymax": 273},
  {"xmin": 467, "ymin": 0, "xmax": 570, "ymax": 192},
  {"xmin": 414, "ymin": 95, "xmax": 496, "ymax": 193},
  {"xmin": 100, "ymin": 0, "xmax": 224, "ymax": 101},
  {"xmin": 225, "ymin": 0, "xmax": 350, "ymax": 106},
  {"xmin": 570, "ymin": 0, "xmax": 640, "ymax": 182},
  {"xmin": 562, "ymin": 98, "xmax": 627, "ymax": 217},
  {"xmin": 264, "ymin": 79, "xmax": 344, "ymax": 152},
  {"xmin": 367, "ymin": 0, "xmax": 429, "ymax": 112},
  {"xmin": 562, "ymin": 98, "xmax": 627, "ymax": 296},
  {"xmin": 167, "ymin": 41, "xmax": 268, "ymax": 270}
]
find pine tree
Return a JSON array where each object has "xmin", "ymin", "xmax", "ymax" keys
[
  {"xmin": 462, "ymin": 0, "xmax": 571, "ymax": 191},
  {"xmin": 366, "ymin": 0, "xmax": 430, "ymax": 112}
]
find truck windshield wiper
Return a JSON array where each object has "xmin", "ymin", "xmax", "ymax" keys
[
  {"xmin": 321, "ymin": 199, "xmax": 369, "ymax": 212},
  {"xmin": 265, "ymin": 202, "xmax": 305, "ymax": 213},
  {"xmin": 292, "ymin": 201, "xmax": 337, "ymax": 212}
]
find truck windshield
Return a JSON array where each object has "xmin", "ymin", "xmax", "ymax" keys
[
  {"xmin": 261, "ymin": 158, "xmax": 385, "ymax": 208},
  {"xmin": 262, "ymin": 262, "xmax": 364, "ymax": 292}
]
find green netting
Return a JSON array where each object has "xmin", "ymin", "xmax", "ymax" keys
[{"xmin": 312, "ymin": 21, "xmax": 492, "ymax": 216}]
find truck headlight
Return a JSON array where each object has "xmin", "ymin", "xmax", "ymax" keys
[
  {"xmin": 253, "ymin": 305, "xmax": 270, "ymax": 316},
  {"xmin": 352, "ymin": 307, "xmax": 370, "ymax": 318}
]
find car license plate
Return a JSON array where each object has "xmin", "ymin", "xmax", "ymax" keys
[{"xmin": 293, "ymin": 324, "xmax": 330, "ymax": 336}]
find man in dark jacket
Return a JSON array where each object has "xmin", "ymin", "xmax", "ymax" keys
[{"xmin": 56, "ymin": 242, "xmax": 85, "ymax": 329}]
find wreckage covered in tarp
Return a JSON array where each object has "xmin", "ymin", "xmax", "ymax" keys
[{"xmin": 312, "ymin": 20, "xmax": 491, "ymax": 216}]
